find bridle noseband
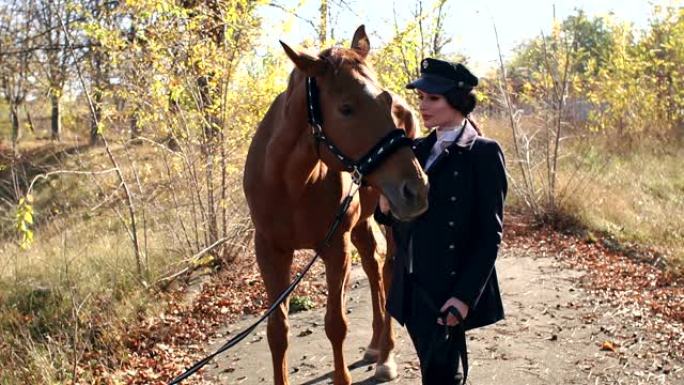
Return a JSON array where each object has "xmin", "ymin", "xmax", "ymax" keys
[{"xmin": 306, "ymin": 77, "xmax": 411, "ymax": 185}]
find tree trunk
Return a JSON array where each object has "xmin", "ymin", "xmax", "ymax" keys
[
  {"xmin": 51, "ymin": 93, "xmax": 61, "ymax": 140},
  {"xmin": 90, "ymin": 88, "xmax": 102, "ymax": 145},
  {"xmin": 205, "ymin": 151, "xmax": 218, "ymax": 246},
  {"xmin": 319, "ymin": 0, "xmax": 327, "ymax": 45},
  {"xmin": 25, "ymin": 106, "xmax": 35, "ymax": 135},
  {"xmin": 130, "ymin": 110, "xmax": 141, "ymax": 139},
  {"xmin": 10, "ymin": 103, "xmax": 20, "ymax": 145},
  {"xmin": 198, "ymin": 75, "xmax": 220, "ymax": 140},
  {"xmin": 197, "ymin": 74, "xmax": 220, "ymax": 246}
]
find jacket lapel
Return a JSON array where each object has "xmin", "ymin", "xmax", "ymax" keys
[
  {"xmin": 426, "ymin": 148, "xmax": 451, "ymax": 174},
  {"xmin": 426, "ymin": 121, "xmax": 479, "ymax": 174},
  {"xmin": 414, "ymin": 130, "xmax": 436, "ymax": 168}
]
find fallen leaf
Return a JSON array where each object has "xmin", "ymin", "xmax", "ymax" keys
[{"xmin": 600, "ymin": 340, "xmax": 617, "ymax": 352}]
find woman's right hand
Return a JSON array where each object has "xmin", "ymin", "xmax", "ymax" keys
[{"xmin": 378, "ymin": 194, "xmax": 390, "ymax": 214}]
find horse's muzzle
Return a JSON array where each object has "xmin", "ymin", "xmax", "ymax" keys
[{"xmin": 382, "ymin": 178, "xmax": 429, "ymax": 221}]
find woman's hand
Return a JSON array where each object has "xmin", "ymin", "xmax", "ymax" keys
[
  {"xmin": 379, "ymin": 194, "xmax": 391, "ymax": 214},
  {"xmin": 437, "ymin": 297, "xmax": 469, "ymax": 326}
]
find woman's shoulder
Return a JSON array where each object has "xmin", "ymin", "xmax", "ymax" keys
[
  {"xmin": 472, "ymin": 136, "xmax": 503, "ymax": 154},
  {"xmin": 471, "ymin": 136, "xmax": 506, "ymax": 171}
]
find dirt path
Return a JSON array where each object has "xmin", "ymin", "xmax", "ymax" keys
[{"xmin": 199, "ymin": 246, "xmax": 684, "ymax": 385}]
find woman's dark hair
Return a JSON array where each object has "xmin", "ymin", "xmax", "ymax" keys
[
  {"xmin": 444, "ymin": 87, "xmax": 482, "ymax": 135},
  {"xmin": 444, "ymin": 87, "xmax": 477, "ymax": 116}
]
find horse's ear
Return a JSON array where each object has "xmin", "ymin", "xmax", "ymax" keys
[
  {"xmin": 351, "ymin": 25, "xmax": 370, "ymax": 60},
  {"xmin": 377, "ymin": 90, "xmax": 392, "ymax": 108},
  {"xmin": 280, "ymin": 41, "xmax": 326, "ymax": 76}
]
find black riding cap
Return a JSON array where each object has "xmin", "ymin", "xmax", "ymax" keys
[{"xmin": 406, "ymin": 58, "xmax": 478, "ymax": 94}]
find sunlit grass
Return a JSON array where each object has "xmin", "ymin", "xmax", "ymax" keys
[
  {"xmin": 0, "ymin": 137, "xmax": 249, "ymax": 384},
  {"xmin": 0, "ymin": 199, "xmax": 181, "ymax": 384},
  {"xmin": 580, "ymin": 144, "xmax": 683, "ymax": 267},
  {"xmin": 485, "ymin": 115, "xmax": 683, "ymax": 270}
]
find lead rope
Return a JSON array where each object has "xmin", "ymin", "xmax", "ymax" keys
[{"xmin": 167, "ymin": 180, "xmax": 362, "ymax": 384}]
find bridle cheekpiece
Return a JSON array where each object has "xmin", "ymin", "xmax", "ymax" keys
[{"xmin": 306, "ymin": 77, "xmax": 411, "ymax": 185}]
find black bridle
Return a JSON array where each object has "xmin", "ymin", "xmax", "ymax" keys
[
  {"xmin": 306, "ymin": 76, "xmax": 411, "ymax": 185},
  {"xmin": 167, "ymin": 77, "xmax": 412, "ymax": 384}
]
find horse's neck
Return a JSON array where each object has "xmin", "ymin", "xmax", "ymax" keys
[
  {"xmin": 286, "ymin": 124, "xmax": 329, "ymax": 197},
  {"xmin": 264, "ymin": 92, "xmax": 330, "ymax": 199}
]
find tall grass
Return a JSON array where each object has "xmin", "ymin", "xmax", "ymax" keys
[
  {"xmin": 0, "ymin": 137, "xmax": 251, "ymax": 384},
  {"xmin": 579, "ymin": 143, "xmax": 683, "ymax": 267},
  {"xmin": 484, "ymin": 115, "xmax": 683, "ymax": 270},
  {"xmin": 0, "ymin": 216, "xmax": 161, "ymax": 383}
]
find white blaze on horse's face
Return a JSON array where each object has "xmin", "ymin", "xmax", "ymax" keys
[
  {"xmin": 363, "ymin": 83, "xmax": 381, "ymax": 99},
  {"xmin": 280, "ymin": 29, "xmax": 429, "ymax": 221}
]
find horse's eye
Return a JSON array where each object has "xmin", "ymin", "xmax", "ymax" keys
[{"xmin": 339, "ymin": 104, "xmax": 353, "ymax": 116}]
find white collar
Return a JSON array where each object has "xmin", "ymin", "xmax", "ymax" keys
[
  {"xmin": 425, "ymin": 119, "xmax": 478, "ymax": 170},
  {"xmin": 429, "ymin": 119, "xmax": 479, "ymax": 149},
  {"xmin": 436, "ymin": 128, "xmax": 460, "ymax": 143},
  {"xmin": 435, "ymin": 118, "xmax": 467, "ymax": 144}
]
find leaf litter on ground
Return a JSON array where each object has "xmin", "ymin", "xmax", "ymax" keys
[{"xmin": 78, "ymin": 213, "xmax": 683, "ymax": 384}]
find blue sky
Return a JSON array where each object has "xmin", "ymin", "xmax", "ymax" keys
[{"xmin": 260, "ymin": 0, "xmax": 679, "ymax": 74}]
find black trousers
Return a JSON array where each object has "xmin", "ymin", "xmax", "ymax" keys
[{"xmin": 405, "ymin": 279, "xmax": 465, "ymax": 385}]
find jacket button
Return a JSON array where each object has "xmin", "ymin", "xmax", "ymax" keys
[
  {"xmin": 448, "ymin": 221, "xmax": 455, "ymax": 227},
  {"xmin": 453, "ymin": 171, "xmax": 459, "ymax": 176},
  {"xmin": 448, "ymin": 244, "xmax": 455, "ymax": 250},
  {"xmin": 450, "ymin": 196, "xmax": 457, "ymax": 202},
  {"xmin": 450, "ymin": 271, "xmax": 456, "ymax": 276}
]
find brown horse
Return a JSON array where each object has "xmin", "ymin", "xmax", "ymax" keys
[{"xmin": 243, "ymin": 26, "xmax": 428, "ymax": 385}]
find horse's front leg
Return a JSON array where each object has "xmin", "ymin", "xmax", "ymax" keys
[
  {"xmin": 351, "ymin": 220, "xmax": 398, "ymax": 381},
  {"xmin": 255, "ymin": 232, "xmax": 294, "ymax": 385},
  {"xmin": 321, "ymin": 234, "xmax": 353, "ymax": 385}
]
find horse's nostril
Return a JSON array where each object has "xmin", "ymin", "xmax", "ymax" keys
[{"xmin": 401, "ymin": 181, "xmax": 417, "ymax": 202}]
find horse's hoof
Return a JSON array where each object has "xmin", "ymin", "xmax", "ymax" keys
[
  {"xmin": 363, "ymin": 347, "xmax": 380, "ymax": 362},
  {"xmin": 374, "ymin": 357, "xmax": 398, "ymax": 382}
]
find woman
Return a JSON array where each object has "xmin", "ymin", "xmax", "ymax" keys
[{"xmin": 375, "ymin": 58, "xmax": 507, "ymax": 385}]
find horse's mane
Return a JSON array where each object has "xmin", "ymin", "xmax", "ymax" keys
[
  {"xmin": 285, "ymin": 46, "xmax": 379, "ymax": 90},
  {"xmin": 318, "ymin": 47, "xmax": 379, "ymax": 83}
]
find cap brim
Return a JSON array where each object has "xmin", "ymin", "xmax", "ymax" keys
[{"xmin": 406, "ymin": 74, "xmax": 456, "ymax": 94}]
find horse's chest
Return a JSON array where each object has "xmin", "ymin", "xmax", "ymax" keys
[{"xmin": 273, "ymin": 182, "xmax": 359, "ymax": 249}]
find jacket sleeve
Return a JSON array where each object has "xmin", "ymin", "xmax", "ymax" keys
[{"xmin": 451, "ymin": 141, "xmax": 507, "ymax": 309}]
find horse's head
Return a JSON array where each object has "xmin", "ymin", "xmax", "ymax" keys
[{"xmin": 281, "ymin": 26, "xmax": 428, "ymax": 221}]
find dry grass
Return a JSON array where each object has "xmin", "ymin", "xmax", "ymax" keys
[
  {"xmin": 0, "ymin": 133, "xmax": 251, "ymax": 384},
  {"xmin": 577, "ymin": 144, "xmax": 683, "ymax": 267},
  {"xmin": 484, "ymin": 115, "xmax": 683, "ymax": 271}
]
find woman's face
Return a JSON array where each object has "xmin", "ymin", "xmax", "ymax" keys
[{"xmin": 416, "ymin": 89, "xmax": 461, "ymax": 129}]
